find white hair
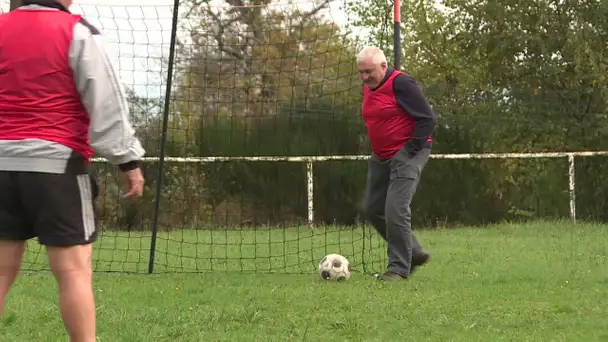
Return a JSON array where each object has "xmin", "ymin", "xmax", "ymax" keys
[{"xmin": 356, "ymin": 46, "xmax": 387, "ymax": 65}]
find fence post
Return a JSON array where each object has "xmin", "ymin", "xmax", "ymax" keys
[
  {"xmin": 306, "ymin": 161, "xmax": 314, "ymax": 228},
  {"xmin": 10, "ymin": 0, "xmax": 20, "ymax": 10},
  {"xmin": 147, "ymin": 0, "xmax": 181, "ymax": 274},
  {"xmin": 393, "ymin": 0, "xmax": 401, "ymax": 70},
  {"xmin": 567, "ymin": 154, "xmax": 576, "ymax": 222}
]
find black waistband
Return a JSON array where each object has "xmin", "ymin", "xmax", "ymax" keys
[{"xmin": 22, "ymin": 0, "xmax": 70, "ymax": 12}]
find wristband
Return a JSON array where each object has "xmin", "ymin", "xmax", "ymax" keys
[{"xmin": 118, "ymin": 160, "xmax": 140, "ymax": 172}]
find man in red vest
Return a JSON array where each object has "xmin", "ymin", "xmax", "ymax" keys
[
  {"xmin": 357, "ymin": 46, "xmax": 436, "ymax": 281},
  {"xmin": 0, "ymin": 0, "xmax": 145, "ymax": 340}
]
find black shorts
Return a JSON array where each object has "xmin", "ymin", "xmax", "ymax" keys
[{"xmin": 0, "ymin": 170, "xmax": 99, "ymax": 246}]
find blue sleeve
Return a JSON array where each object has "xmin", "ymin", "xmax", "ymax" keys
[{"xmin": 393, "ymin": 74, "xmax": 436, "ymax": 156}]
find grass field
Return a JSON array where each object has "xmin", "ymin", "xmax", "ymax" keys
[{"xmin": 1, "ymin": 221, "xmax": 607, "ymax": 341}]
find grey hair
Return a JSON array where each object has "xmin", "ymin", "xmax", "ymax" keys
[{"xmin": 355, "ymin": 46, "xmax": 387, "ymax": 65}]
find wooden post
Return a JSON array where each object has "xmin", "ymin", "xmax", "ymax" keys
[{"xmin": 10, "ymin": 0, "xmax": 21, "ymax": 10}]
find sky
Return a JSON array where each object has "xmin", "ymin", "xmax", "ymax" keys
[
  {"xmin": 0, "ymin": 0, "xmax": 354, "ymax": 100},
  {"xmin": 0, "ymin": 0, "xmax": 449, "ymax": 100}
]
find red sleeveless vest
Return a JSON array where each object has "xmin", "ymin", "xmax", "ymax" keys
[
  {"xmin": 0, "ymin": 9, "xmax": 94, "ymax": 160},
  {"xmin": 362, "ymin": 70, "xmax": 431, "ymax": 159}
]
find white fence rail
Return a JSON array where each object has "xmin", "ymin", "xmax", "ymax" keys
[{"xmin": 93, "ymin": 151, "xmax": 608, "ymax": 226}]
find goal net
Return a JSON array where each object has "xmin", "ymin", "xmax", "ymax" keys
[{"xmin": 3, "ymin": 0, "xmax": 393, "ymax": 275}]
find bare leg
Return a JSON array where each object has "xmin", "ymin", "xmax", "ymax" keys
[
  {"xmin": 47, "ymin": 244, "xmax": 96, "ymax": 342},
  {"xmin": 0, "ymin": 241, "xmax": 25, "ymax": 318}
]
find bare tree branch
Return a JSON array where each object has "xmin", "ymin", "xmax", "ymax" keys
[
  {"xmin": 300, "ymin": 0, "xmax": 330, "ymax": 22},
  {"xmin": 204, "ymin": 5, "xmax": 245, "ymax": 59}
]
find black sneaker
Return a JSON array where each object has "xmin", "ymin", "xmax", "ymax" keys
[
  {"xmin": 410, "ymin": 249, "xmax": 430, "ymax": 274},
  {"xmin": 376, "ymin": 271, "xmax": 408, "ymax": 281}
]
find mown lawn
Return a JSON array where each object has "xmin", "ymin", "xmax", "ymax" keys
[{"xmin": 1, "ymin": 221, "xmax": 607, "ymax": 341}]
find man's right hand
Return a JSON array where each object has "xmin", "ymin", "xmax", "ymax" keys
[{"xmin": 120, "ymin": 167, "xmax": 144, "ymax": 200}]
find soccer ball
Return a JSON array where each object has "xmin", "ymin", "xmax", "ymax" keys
[{"xmin": 317, "ymin": 253, "xmax": 351, "ymax": 281}]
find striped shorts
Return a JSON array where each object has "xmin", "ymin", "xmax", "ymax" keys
[{"xmin": 0, "ymin": 170, "xmax": 98, "ymax": 246}]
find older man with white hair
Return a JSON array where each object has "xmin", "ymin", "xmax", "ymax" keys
[{"xmin": 357, "ymin": 46, "xmax": 436, "ymax": 281}]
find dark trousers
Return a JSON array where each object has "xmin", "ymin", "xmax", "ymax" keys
[{"xmin": 363, "ymin": 146, "xmax": 430, "ymax": 277}]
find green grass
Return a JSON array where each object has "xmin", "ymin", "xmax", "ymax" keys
[{"xmin": 1, "ymin": 221, "xmax": 607, "ymax": 341}]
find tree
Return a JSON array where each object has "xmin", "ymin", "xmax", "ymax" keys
[
  {"xmin": 343, "ymin": 0, "xmax": 608, "ymax": 224},
  {"xmin": 143, "ymin": 0, "xmax": 369, "ymax": 226},
  {"xmin": 173, "ymin": 0, "xmax": 360, "ymax": 119},
  {"xmin": 96, "ymin": 0, "xmax": 608, "ymax": 229}
]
